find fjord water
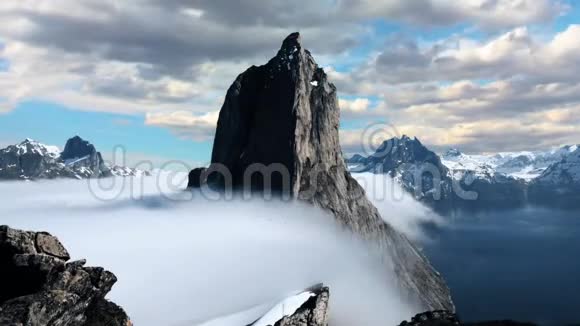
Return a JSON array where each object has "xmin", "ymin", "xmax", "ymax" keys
[{"xmin": 423, "ymin": 207, "xmax": 580, "ymax": 325}]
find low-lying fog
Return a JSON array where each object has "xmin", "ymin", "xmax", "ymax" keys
[{"xmin": 1, "ymin": 171, "xmax": 441, "ymax": 326}]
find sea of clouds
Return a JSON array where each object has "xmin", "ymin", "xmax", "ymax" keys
[{"xmin": 1, "ymin": 171, "xmax": 442, "ymax": 326}]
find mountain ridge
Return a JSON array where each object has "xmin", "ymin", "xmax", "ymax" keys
[
  {"xmin": 0, "ymin": 136, "xmax": 149, "ymax": 180},
  {"xmin": 347, "ymin": 137, "xmax": 580, "ymax": 211}
]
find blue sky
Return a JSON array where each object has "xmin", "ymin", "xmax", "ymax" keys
[
  {"xmin": 0, "ymin": 101, "xmax": 212, "ymax": 165},
  {"xmin": 1, "ymin": 0, "xmax": 580, "ymax": 165}
]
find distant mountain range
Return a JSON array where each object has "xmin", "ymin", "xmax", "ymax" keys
[
  {"xmin": 0, "ymin": 136, "xmax": 150, "ymax": 180},
  {"xmin": 346, "ymin": 136, "xmax": 580, "ymax": 211}
]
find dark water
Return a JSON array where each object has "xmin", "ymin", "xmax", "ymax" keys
[{"xmin": 422, "ymin": 207, "xmax": 580, "ymax": 325}]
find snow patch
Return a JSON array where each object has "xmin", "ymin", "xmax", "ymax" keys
[{"xmin": 252, "ymin": 290, "xmax": 316, "ymax": 326}]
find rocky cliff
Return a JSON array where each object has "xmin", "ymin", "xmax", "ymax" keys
[
  {"xmin": 0, "ymin": 225, "xmax": 130, "ymax": 326},
  {"xmin": 188, "ymin": 33, "xmax": 453, "ymax": 311}
]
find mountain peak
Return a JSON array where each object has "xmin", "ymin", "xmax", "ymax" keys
[
  {"xmin": 281, "ymin": 32, "xmax": 301, "ymax": 51},
  {"xmin": 444, "ymin": 148, "xmax": 462, "ymax": 157},
  {"xmin": 188, "ymin": 33, "xmax": 453, "ymax": 311},
  {"xmin": 61, "ymin": 136, "xmax": 97, "ymax": 160}
]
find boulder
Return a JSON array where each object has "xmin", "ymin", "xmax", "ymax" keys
[{"xmin": 0, "ymin": 225, "xmax": 131, "ymax": 326}]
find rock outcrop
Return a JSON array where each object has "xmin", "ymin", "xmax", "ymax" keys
[
  {"xmin": 399, "ymin": 311, "xmax": 538, "ymax": 326},
  {"xmin": 248, "ymin": 284, "xmax": 329, "ymax": 326},
  {"xmin": 188, "ymin": 33, "xmax": 453, "ymax": 311},
  {"xmin": 0, "ymin": 225, "xmax": 131, "ymax": 326},
  {"xmin": 399, "ymin": 310, "xmax": 461, "ymax": 326}
]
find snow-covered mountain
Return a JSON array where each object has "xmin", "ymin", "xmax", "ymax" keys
[
  {"xmin": 0, "ymin": 136, "xmax": 150, "ymax": 180},
  {"xmin": 441, "ymin": 145, "xmax": 579, "ymax": 182},
  {"xmin": 528, "ymin": 146, "xmax": 580, "ymax": 208},
  {"xmin": 348, "ymin": 135, "xmax": 455, "ymax": 211},
  {"xmin": 347, "ymin": 137, "xmax": 579, "ymax": 211}
]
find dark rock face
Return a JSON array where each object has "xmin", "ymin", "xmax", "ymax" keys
[
  {"xmin": 61, "ymin": 136, "xmax": 100, "ymax": 161},
  {"xmin": 0, "ymin": 225, "xmax": 131, "ymax": 326},
  {"xmin": 189, "ymin": 33, "xmax": 453, "ymax": 311},
  {"xmin": 399, "ymin": 310, "xmax": 461, "ymax": 326},
  {"xmin": 187, "ymin": 167, "xmax": 207, "ymax": 188},
  {"xmin": 61, "ymin": 136, "xmax": 111, "ymax": 178}
]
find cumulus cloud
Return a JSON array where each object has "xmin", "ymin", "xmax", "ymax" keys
[
  {"xmin": 0, "ymin": 172, "xmax": 441, "ymax": 325},
  {"xmin": 0, "ymin": 0, "xmax": 362, "ymax": 114},
  {"xmin": 145, "ymin": 110, "xmax": 219, "ymax": 141},
  {"xmin": 0, "ymin": 0, "xmax": 575, "ymax": 153},
  {"xmin": 0, "ymin": 0, "xmax": 566, "ymax": 111},
  {"xmin": 336, "ymin": 25, "xmax": 580, "ymax": 153},
  {"xmin": 339, "ymin": 0, "xmax": 564, "ymax": 28},
  {"xmin": 340, "ymin": 26, "xmax": 580, "ymax": 89}
]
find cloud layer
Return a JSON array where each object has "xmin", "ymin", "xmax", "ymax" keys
[{"xmin": 0, "ymin": 172, "xmax": 442, "ymax": 325}]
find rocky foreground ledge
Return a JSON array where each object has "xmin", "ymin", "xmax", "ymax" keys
[{"xmin": 0, "ymin": 225, "xmax": 130, "ymax": 326}]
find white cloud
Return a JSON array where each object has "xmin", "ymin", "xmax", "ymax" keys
[
  {"xmin": 0, "ymin": 0, "xmax": 576, "ymax": 153},
  {"xmin": 341, "ymin": 0, "xmax": 564, "ymax": 28},
  {"xmin": 145, "ymin": 111, "xmax": 220, "ymax": 141},
  {"xmin": 333, "ymin": 24, "xmax": 580, "ymax": 153}
]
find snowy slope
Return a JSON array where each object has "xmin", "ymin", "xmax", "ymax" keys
[
  {"xmin": 533, "ymin": 147, "xmax": 580, "ymax": 185},
  {"xmin": 441, "ymin": 145, "xmax": 579, "ymax": 182}
]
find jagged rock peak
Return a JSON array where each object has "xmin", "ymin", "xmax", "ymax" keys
[
  {"xmin": 281, "ymin": 32, "xmax": 302, "ymax": 50},
  {"xmin": 189, "ymin": 33, "xmax": 454, "ymax": 311},
  {"xmin": 61, "ymin": 135, "xmax": 98, "ymax": 160}
]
